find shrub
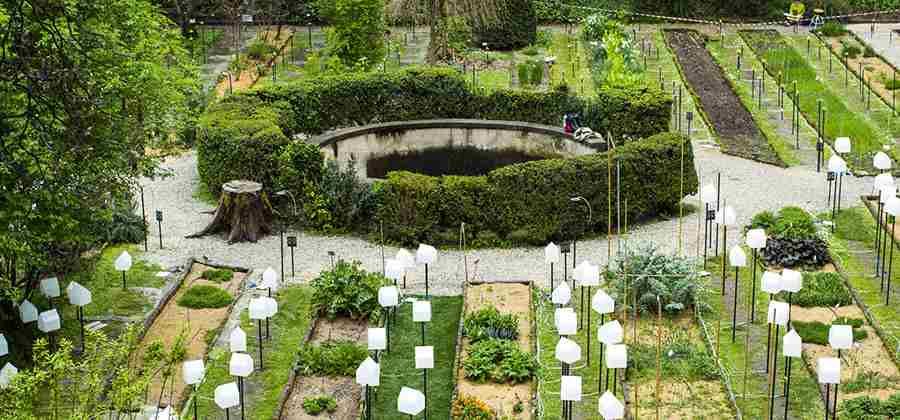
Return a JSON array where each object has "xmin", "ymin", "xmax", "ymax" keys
[
  {"xmin": 883, "ymin": 75, "xmax": 900, "ymax": 90},
  {"xmin": 864, "ymin": 45, "xmax": 877, "ymax": 58},
  {"xmin": 747, "ymin": 210, "xmax": 777, "ymax": 232},
  {"xmin": 841, "ymin": 42, "xmax": 862, "ymax": 59},
  {"xmin": 463, "ymin": 307, "xmax": 519, "ymax": 343},
  {"xmin": 177, "ymin": 285, "xmax": 233, "ymax": 309},
  {"xmin": 246, "ymin": 40, "xmax": 276, "ymax": 60},
  {"xmin": 842, "ymin": 370, "xmax": 898, "ymax": 393},
  {"xmin": 200, "ymin": 269, "xmax": 234, "ymax": 283},
  {"xmin": 317, "ymin": 0, "xmax": 386, "ymax": 69},
  {"xmin": 885, "ymin": 392, "xmax": 900, "ymax": 416},
  {"xmin": 470, "ymin": 0, "xmax": 537, "ymax": 50},
  {"xmin": 792, "ymin": 319, "xmax": 868, "ymax": 346},
  {"xmin": 608, "ymin": 243, "xmax": 701, "ymax": 314},
  {"xmin": 302, "ymin": 395, "xmax": 337, "ymax": 415},
  {"xmin": 776, "ymin": 272, "xmax": 852, "ymax": 307},
  {"xmin": 462, "ymin": 339, "xmax": 537, "ymax": 383},
  {"xmin": 630, "ymin": 329, "xmax": 718, "ymax": 381},
  {"xmin": 310, "ymin": 260, "xmax": 386, "ymax": 320},
  {"xmin": 377, "ymin": 171, "xmax": 442, "ymax": 244},
  {"xmin": 452, "ymin": 395, "xmax": 495, "ymax": 420},
  {"xmin": 98, "ymin": 200, "xmax": 147, "ymax": 244},
  {"xmin": 296, "ymin": 340, "xmax": 368, "ymax": 376},
  {"xmin": 840, "ymin": 396, "xmax": 883, "ymax": 418},
  {"xmin": 762, "ymin": 237, "xmax": 831, "ymax": 269},
  {"xmin": 521, "ymin": 45, "xmax": 540, "ymax": 56},
  {"xmin": 277, "ymin": 141, "xmax": 324, "ymax": 192},
  {"xmin": 817, "ymin": 21, "xmax": 847, "ymax": 37},
  {"xmin": 318, "ymin": 160, "xmax": 377, "ymax": 231},
  {"xmin": 771, "ymin": 207, "xmax": 817, "ymax": 239}
]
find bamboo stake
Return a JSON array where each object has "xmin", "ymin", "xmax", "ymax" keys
[{"xmin": 656, "ymin": 296, "xmax": 662, "ymax": 420}]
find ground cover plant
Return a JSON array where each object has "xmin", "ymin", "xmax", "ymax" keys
[
  {"xmin": 840, "ymin": 393, "xmax": 900, "ymax": 418},
  {"xmin": 176, "ymin": 285, "xmax": 233, "ymax": 309},
  {"xmin": 607, "ymin": 242, "xmax": 702, "ymax": 314},
  {"xmin": 200, "ymin": 268, "xmax": 234, "ymax": 283},
  {"xmin": 463, "ymin": 306, "xmax": 519, "ymax": 342},
  {"xmin": 749, "ymin": 207, "xmax": 831, "ymax": 269},
  {"xmin": 310, "ymin": 260, "xmax": 387, "ymax": 320},
  {"xmin": 462, "ymin": 338, "xmax": 537, "ymax": 383},
  {"xmin": 775, "ymin": 272, "xmax": 853, "ymax": 307},
  {"xmin": 302, "ymin": 395, "xmax": 337, "ymax": 415},
  {"xmin": 451, "ymin": 395, "xmax": 495, "ymax": 419},
  {"xmin": 791, "ymin": 318, "xmax": 868, "ymax": 345},
  {"xmin": 295, "ymin": 340, "xmax": 368, "ymax": 376}
]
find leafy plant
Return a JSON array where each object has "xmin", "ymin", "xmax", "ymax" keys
[
  {"xmin": 296, "ymin": 340, "xmax": 368, "ymax": 376},
  {"xmin": 310, "ymin": 260, "xmax": 386, "ymax": 320},
  {"xmin": 302, "ymin": 395, "xmax": 338, "ymax": 415},
  {"xmin": 521, "ymin": 45, "xmax": 540, "ymax": 56},
  {"xmin": 97, "ymin": 200, "xmax": 147, "ymax": 245},
  {"xmin": 630, "ymin": 328, "xmax": 718, "ymax": 381},
  {"xmin": 884, "ymin": 392, "xmax": 900, "ymax": 416},
  {"xmin": 452, "ymin": 395, "xmax": 495, "ymax": 419},
  {"xmin": 771, "ymin": 207, "xmax": 817, "ymax": 239},
  {"xmin": 463, "ymin": 306, "xmax": 519, "ymax": 343},
  {"xmin": 776, "ymin": 272, "xmax": 852, "ymax": 307},
  {"xmin": 792, "ymin": 319, "xmax": 868, "ymax": 346},
  {"xmin": 317, "ymin": 160, "xmax": 377, "ymax": 232},
  {"xmin": 864, "ymin": 45, "xmax": 877, "ymax": 58},
  {"xmin": 462, "ymin": 339, "xmax": 537, "ymax": 383},
  {"xmin": 200, "ymin": 268, "xmax": 234, "ymax": 283},
  {"xmin": 817, "ymin": 21, "xmax": 847, "ymax": 37},
  {"xmin": 246, "ymin": 40, "xmax": 276, "ymax": 60},
  {"xmin": 748, "ymin": 210, "xmax": 777, "ymax": 232},
  {"xmin": 317, "ymin": 0, "xmax": 386, "ymax": 69},
  {"xmin": 840, "ymin": 395, "xmax": 883, "ymax": 418},
  {"xmin": 177, "ymin": 285, "xmax": 233, "ymax": 309},
  {"xmin": 841, "ymin": 41, "xmax": 861, "ymax": 59},
  {"xmin": 607, "ymin": 243, "xmax": 702, "ymax": 314},
  {"xmin": 842, "ymin": 370, "xmax": 898, "ymax": 393},
  {"xmin": 762, "ymin": 237, "xmax": 831, "ymax": 269}
]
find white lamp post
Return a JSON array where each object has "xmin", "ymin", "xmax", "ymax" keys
[
  {"xmin": 230, "ymin": 327, "xmax": 247, "ymax": 353},
  {"xmin": 413, "ymin": 300, "xmax": 431, "ymax": 346},
  {"xmin": 368, "ymin": 328, "xmax": 387, "ymax": 355},
  {"xmin": 828, "ymin": 155, "xmax": 848, "ymax": 230},
  {"xmin": 746, "ymin": 228, "xmax": 767, "ymax": 322},
  {"xmin": 0, "ymin": 334, "xmax": 7, "ymax": 358},
  {"xmin": 397, "ymin": 387, "xmax": 426, "ymax": 418},
  {"xmin": 781, "ymin": 268, "xmax": 803, "ymax": 323},
  {"xmin": 782, "ymin": 329, "xmax": 803, "ymax": 419},
  {"xmin": 385, "ymin": 259, "xmax": 404, "ymax": 287},
  {"xmin": 396, "ymin": 249, "xmax": 415, "ymax": 289},
  {"xmin": 260, "ymin": 267, "xmax": 278, "ymax": 296},
  {"xmin": 560, "ymin": 375, "xmax": 582, "ymax": 420},
  {"xmin": 18, "ymin": 299, "xmax": 37, "ymax": 324},
  {"xmin": 874, "ymin": 151, "xmax": 892, "ymax": 172},
  {"xmin": 379, "ymin": 286, "xmax": 400, "ymax": 352},
  {"xmin": 551, "ymin": 281, "xmax": 572, "ymax": 306},
  {"xmin": 357, "ymin": 357, "xmax": 380, "ymax": 420},
  {"xmin": 0, "ymin": 363, "xmax": 18, "ymax": 389},
  {"xmin": 598, "ymin": 390, "xmax": 625, "ymax": 419},
  {"xmin": 701, "ymin": 183, "xmax": 718, "ymax": 269},
  {"xmin": 183, "ymin": 360, "xmax": 205, "ymax": 420},
  {"xmin": 716, "ymin": 206, "xmax": 737, "ymax": 293},
  {"xmin": 592, "ymin": 289, "xmax": 615, "ymax": 392},
  {"xmin": 818, "ymin": 357, "xmax": 841, "ymax": 419},
  {"xmin": 415, "ymin": 346, "xmax": 434, "ymax": 420},
  {"xmin": 605, "ymin": 344, "xmax": 627, "ymax": 396},
  {"xmin": 214, "ymin": 382, "xmax": 240, "ymax": 420},
  {"xmin": 574, "ymin": 261, "xmax": 600, "ymax": 351},
  {"xmin": 66, "ymin": 281, "xmax": 92, "ymax": 352},
  {"xmin": 37, "ymin": 309, "xmax": 60, "ymax": 349},
  {"xmin": 555, "ymin": 307, "xmax": 577, "ymax": 336},
  {"xmin": 877, "ymin": 186, "xmax": 897, "ymax": 281},
  {"xmin": 416, "ymin": 244, "xmax": 437, "ymax": 297},
  {"xmin": 229, "ymin": 352, "xmax": 253, "ymax": 420},
  {"xmin": 40, "ymin": 277, "xmax": 60, "ymax": 302},
  {"xmin": 765, "ymin": 301, "xmax": 788, "ymax": 414},
  {"xmin": 114, "ymin": 250, "xmax": 133, "ymax": 290},
  {"xmin": 729, "ymin": 245, "xmax": 748, "ymax": 342},
  {"xmin": 249, "ymin": 298, "xmax": 269, "ymax": 370},
  {"xmin": 545, "ymin": 242, "xmax": 561, "ymax": 292}
]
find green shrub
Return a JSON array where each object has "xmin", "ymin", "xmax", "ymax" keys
[
  {"xmin": 310, "ymin": 260, "xmax": 386, "ymax": 320},
  {"xmin": 521, "ymin": 45, "xmax": 540, "ymax": 56},
  {"xmin": 246, "ymin": 40, "xmax": 276, "ymax": 60},
  {"xmin": 817, "ymin": 22, "xmax": 847, "ymax": 37},
  {"xmin": 841, "ymin": 42, "xmax": 862, "ymax": 59},
  {"xmin": 96, "ymin": 200, "xmax": 147, "ymax": 244},
  {"xmin": 438, "ymin": 176, "xmax": 494, "ymax": 237},
  {"xmin": 452, "ymin": 395, "xmax": 495, "ymax": 420},
  {"xmin": 296, "ymin": 340, "xmax": 368, "ymax": 376},
  {"xmin": 840, "ymin": 396, "xmax": 884, "ymax": 418},
  {"xmin": 277, "ymin": 141, "xmax": 324, "ymax": 191},
  {"xmin": 317, "ymin": 0, "xmax": 386, "ymax": 69},
  {"xmin": 748, "ymin": 210, "xmax": 777, "ymax": 232},
  {"xmin": 517, "ymin": 63, "xmax": 531, "ymax": 86},
  {"xmin": 608, "ymin": 243, "xmax": 701, "ymax": 314},
  {"xmin": 883, "ymin": 75, "xmax": 900, "ymax": 90},
  {"xmin": 776, "ymin": 272, "xmax": 852, "ymax": 307},
  {"xmin": 177, "ymin": 285, "xmax": 233, "ymax": 309},
  {"xmin": 884, "ymin": 392, "xmax": 900, "ymax": 416},
  {"xmin": 631, "ymin": 329, "xmax": 718, "ymax": 381},
  {"xmin": 842, "ymin": 370, "xmax": 898, "ymax": 393},
  {"xmin": 317, "ymin": 160, "xmax": 377, "ymax": 231},
  {"xmin": 200, "ymin": 269, "xmax": 234, "ymax": 283},
  {"xmin": 463, "ymin": 307, "xmax": 519, "ymax": 343},
  {"xmin": 462, "ymin": 339, "xmax": 537, "ymax": 383},
  {"xmin": 771, "ymin": 206, "xmax": 817, "ymax": 239},
  {"xmin": 377, "ymin": 172, "xmax": 442, "ymax": 244},
  {"xmin": 302, "ymin": 395, "xmax": 337, "ymax": 415},
  {"xmin": 792, "ymin": 319, "xmax": 868, "ymax": 346},
  {"xmin": 864, "ymin": 45, "xmax": 877, "ymax": 58}
]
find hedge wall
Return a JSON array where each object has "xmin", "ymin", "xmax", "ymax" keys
[
  {"xmin": 198, "ymin": 67, "xmax": 671, "ymax": 195},
  {"xmin": 376, "ymin": 132, "xmax": 698, "ymax": 245}
]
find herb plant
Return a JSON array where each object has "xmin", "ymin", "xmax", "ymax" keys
[
  {"xmin": 296, "ymin": 340, "xmax": 369, "ymax": 377},
  {"xmin": 311, "ymin": 260, "xmax": 387, "ymax": 320},
  {"xmin": 462, "ymin": 339, "xmax": 537, "ymax": 384},
  {"xmin": 463, "ymin": 306, "xmax": 519, "ymax": 343},
  {"xmin": 302, "ymin": 395, "xmax": 338, "ymax": 415}
]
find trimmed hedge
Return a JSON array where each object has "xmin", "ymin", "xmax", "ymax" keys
[
  {"xmin": 377, "ymin": 132, "xmax": 698, "ymax": 245},
  {"xmin": 471, "ymin": 0, "xmax": 537, "ymax": 50},
  {"xmin": 198, "ymin": 67, "xmax": 671, "ymax": 195}
]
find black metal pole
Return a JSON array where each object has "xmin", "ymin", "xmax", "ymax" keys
[
  {"xmin": 280, "ymin": 229, "xmax": 285, "ymax": 282},
  {"xmin": 721, "ymin": 226, "xmax": 728, "ymax": 295},
  {"xmin": 239, "ymin": 376, "xmax": 245, "ymax": 420},
  {"xmin": 884, "ymin": 214, "xmax": 891, "ymax": 291},
  {"xmin": 703, "ymin": 204, "xmax": 709, "ymax": 269},
  {"xmin": 258, "ymin": 320, "xmax": 264, "ymax": 370},
  {"xmin": 290, "ymin": 246, "xmax": 295, "ymax": 278},
  {"xmin": 141, "ymin": 186, "xmax": 148, "ymax": 252},
  {"xmin": 550, "ymin": 262, "xmax": 554, "ymax": 295},
  {"xmin": 598, "ymin": 313, "xmax": 604, "ymax": 395},
  {"xmin": 421, "ymin": 322, "xmax": 425, "ymax": 346},
  {"xmin": 732, "ymin": 267, "xmax": 739, "ymax": 342},
  {"xmin": 888, "ymin": 216, "xmax": 896, "ymax": 305},
  {"xmin": 122, "ymin": 271, "xmax": 126, "ymax": 290},
  {"xmin": 769, "ymin": 323, "xmax": 780, "ymax": 420},
  {"xmin": 784, "ymin": 356, "xmax": 792, "ymax": 419},
  {"xmin": 765, "ymin": 315, "xmax": 772, "ymax": 373},
  {"xmin": 423, "ymin": 369, "xmax": 428, "ymax": 420},
  {"xmin": 825, "ymin": 384, "xmax": 831, "ymax": 420},
  {"xmin": 587, "ymin": 286, "xmax": 591, "ymax": 364},
  {"xmin": 751, "ymin": 249, "xmax": 758, "ymax": 322},
  {"xmin": 157, "ymin": 217, "xmax": 163, "ymax": 249},
  {"xmin": 425, "ymin": 264, "xmax": 429, "ymax": 298},
  {"xmin": 79, "ymin": 307, "xmax": 85, "ymax": 353},
  {"xmin": 876, "ymin": 200, "xmax": 884, "ymax": 275},
  {"xmin": 194, "ymin": 384, "xmax": 199, "ymax": 420},
  {"xmin": 833, "ymin": 350, "xmax": 841, "ymax": 418},
  {"xmin": 715, "ymin": 173, "xmax": 721, "ymax": 256}
]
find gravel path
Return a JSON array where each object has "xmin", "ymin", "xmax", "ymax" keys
[
  {"xmin": 137, "ymin": 144, "xmax": 869, "ymax": 296},
  {"xmin": 848, "ymin": 23, "xmax": 900, "ymax": 69}
]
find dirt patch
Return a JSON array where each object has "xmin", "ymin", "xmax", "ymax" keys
[
  {"xmin": 281, "ymin": 375, "xmax": 361, "ymax": 420},
  {"xmin": 665, "ymin": 29, "xmax": 781, "ymax": 166},
  {"xmin": 788, "ymin": 304, "xmax": 863, "ymax": 324},
  {"xmin": 141, "ymin": 263, "xmax": 245, "ymax": 409},
  {"xmin": 310, "ymin": 316, "xmax": 368, "ymax": 344},
  {"xmin": 457, "ymin": 283, "xmax": 533, "ymax": 419},
  {"xmin": 632, "ymin": 379, "xmax": 732, "ymax": 419}
]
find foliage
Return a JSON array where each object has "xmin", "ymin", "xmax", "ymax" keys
[
  {"xmin": 97, "ymin": 200, "xmax": 148, "ymax": 245},
  {"xmin": 444, "ymin": 16, "xmax": 473, "ymax": 56},
  {"xmin": 792, "ymin": 319, "xmax": 868, "ymax": 346},
  {"xmin": 771, "ymin": 206, "xmax": 818, "ymax": 240},
  {"xmin": 817, "ymin": 21, "xmax": 847, "ymax": 37},
  {"xmin": 885, "ymin": 393, "xmax": 900, "ymax": 416},
  {"xmin": 841, "ymin": 40, "xmax": 862, "ymax": 59},
  {"xmin": 462, "ymin": 338, "xmax": 537, "ymax": 384},
  {"xmin": 463, "ymin": 307, "xmax": 519, "ymax": 343},
  {"xmin": 582, "ymin": 12, "xmax": 642, "ymax": 88},
  {"xmin": 452, "ymin": 395, "xmax": 495, "ymax": 420},
  {"xmin": 177, "ymin": 285, "xmax": 233, "ymax": 309},
  {"xmin": 470, "ymin": 0, "xmax": 537, "ymax": 50},
  {"xmin": 317, "ymin": 0, "xmax": 386, "ymax": 69},
  {"xmin": 310, "ymin": 260, "xmax": 386, "ymax": 320},
  {"xmin": 842, "ymin": 370, "xmax": 898, "ymax": 393},
  {"xmin": 631, "ymin": 328, "xmax": 718, "ymax": 381},
  {"xmin": 762, "ymin": 237, "xmax": 831, "ymax": 269},
  {"xmin": 201, "ymin": 269, "xmax": 234, "ymax": 283},
  {"xmin": 748, "ymin": 210, "xmax": 778, "ymax": 232},
  {"xmin": 840, "ymin": 395, "xmax": 884, "ymax": 418},
  {"xmin": 864, "ymin": 45, "xmax": 877, "ymax": 58},
  {"xmin": 246, "ymin": 40, "xmax": 277, "ymax": 60},
  {"xmin": 302, "ymin": 395, "xmax": 338, "ymax": 415},
  {"xmin": 607, "ymin": 243, "xmax": 702, "ymax": 314},
  {"xmin": 296, "ymin": 340, "xmax": 368, "ymax": 376},
  {"xmin": 316, "ymin": 160, "xmax": 377, "ymax": 231},
  {"xmin": 277, "ymin": 141, "xmax": 324, "ymax": 192},
  {"xmin": 776, "ymin": 272, "xmax": 852, "ymax": 307},
  {"xmin": 516, "ymin": 60, "xmax": 544, "ymax": 87}
]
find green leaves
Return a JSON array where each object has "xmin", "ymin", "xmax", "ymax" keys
[
  {"xmin": 463, "ymin": 306, "xmax": 519, "ymax": 343},
  {"xmin": 310, "ymin": 260, "xmax": 387, "ymax": 320},
  {"xmin": 296, "ymin": 340, "xmax": 368, "ymax": 376},
  {"xmin": 462, "ymin": 339, "xmax": 537, "ymax": 384},
  {"xmin": 609, "ymin": 242, "xmax": 702, "ymax": 315}
]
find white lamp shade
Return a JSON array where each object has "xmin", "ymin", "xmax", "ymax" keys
[
  {"xmin": 229, "ymin": 352, "xmax": 254, "ymax": 377},
  {"xmin": 827, "ymin": 155, "xmax": 847, "ymax": 174},
  {"xmin": 416, "ymin": 244, "xmax": 437, "ymax": 265},
  {"xmin": 555, "ymin": 337, "xmax": 582, "ymax": 364},
  {"xmin": 378, "ymin": 286, "xmax": 400, "ymax": 308},
  {"xmin": 591, "ymin": 290, "xmax": 615, "ymax": 314},
  {"xmin": 368, "ymin": 328, "xmax": 387, "ymax": 351},
  {"xmin": 259, "ymin": 267, "xmax": 278, "ymax": 291},
  {"xmin": 834, "ymin": 137, "xmax": 851, "ymax": 154},
  {"xmin": 214, "ymin": 382, "xmax": 240, "ymax": 409},
  {"xmin": 828, "ymin": 325, "xmax": 854, "ymax": 350},
  {"xmin": 574, "ymin": 262, "xmax": 600, "ymax": 286},
  {"xmin": 555, "ymin": 308, "xmax": 577, "ymax": 336},
  {"xmin": 817, "ymin": 357, "xmax": 841, "ymax": 384},
  {"xmin": 729, "ymin": 246, "xmax": 747, "ymax": 267},
  {"xmin": 249, "ymin": 297, "xmax": 268, "ymax": 320},
  {"xmin": 0, "ymin": 334, "xmax": 7, "ymax": 357},
  {"xmin": 881, "ymin": 186, "xmax": 897, "ymax": 204},
  {"xmin": 598, "ymin": 391, "xmax": 625, "ymax": 419},
  {"xmin": 385, "ymin": 259, "xmax": 404, "ymax": 282},
  {"xmin": 396, "ymin": 249, "xmax": 416, "ymax": 269},
  {"xmin": 0, "ymin": 363, "xmax": 18, "ymax": 389},
  {"xmin": 874, "ymin": 173, "xmax": 894, "ymax": 190},
  {"xmin": 552, "ymin": 282, "xmax": 572, "ymax": 305},
  {"xmin": 597, "ymin": 320, "xmax": 624, "ymax": 345},
  {"xmin": 261, "ymin": 297, "xmax": 278, "ymax": 318},
  {"xmin": 40, "ymin": 277, "xmax": 60, "ymax": 299},
  {"xmin": 874, "ymin": 151, "xmax": 893, "ymax": 170},
  {"xmin": 886, "ymin": 197, "xmax": 900, "ymax": 217},
  {"xmin": 715, "ymin": 206, "xmax": 737, "ymax": 226},
  {"xmin": 66, "ymin": 282, "xmax": 92, "ymax": 307},
  {"xmin": 229, "ymin": 327, "xmax": 247, "ymax": 353},
  {"xmin": 356, "ymin": 357, "xmax": 380, "ymax": 386},
  {"xmin": 545, "ymin": 243, "xmax": 561, "ymax": 264},
  {"xmin": 783, "ymin": 329, "xmax": 803, "ymax": 358},
  {"xmin": 781, "ymin": 269, "xmax": 803, "ymax": 293},
  {"xmin": 554, "ymin": 307, "xmax": 574, "ymax": 330},
  {"xmin": 606, "ymin": 344, "xmax": 628, "ymax": 369},
  {"xmin": 560, "ymin": 375, "xmax": 582, "ymax": 402},
  {"xmin": 18, "ymin": 300, "xmax": 37, "ymax": 324},
  {"xmin": 114, "ymin": 251, "xmax": 133, "ymax": 272},
  {"xmin": 397, "ymin": 387, "xmax": 426, "ymax": 415},
  {"xmin": 746, "ymin": 229, "xmax": 767, "ymax": 249},
  {"xmin": 153, "ymin": 407, "xmax": 171, "ymax": 420},
  {"xmin": 415, "ymin": 346, "xmax": 434, "ymax": 369},
  {"xmin": 761, "ymin": 272, "xmax": 782, "ymax": 294},
  {"xmin": 182, "ymin": 360, "xmax": 205, "ymax": 385},
  {"xmin": 767, "ymin": 301, "xmax": 789, "ymax": 326},
  {"xmin": 413, "ymin": 300, "xmax": 431, "ymax": 322},
  {"xmin": 701, "ymin": 184, "xmax": 717, "ymax": 204},
  {"xmin": 37, "ymin": 309, "xmax": 60, "ymax": 333}
]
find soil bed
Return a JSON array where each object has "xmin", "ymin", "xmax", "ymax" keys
[{"xmin": 665, "ymin": 29, "xmax": 781, "ymax": 165}]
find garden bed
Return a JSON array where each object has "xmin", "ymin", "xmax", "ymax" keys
[{"xmin": 664, "ymin": 28, "xmax": 781, "ymax": 166}]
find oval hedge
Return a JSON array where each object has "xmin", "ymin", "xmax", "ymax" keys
[{"xmin": 198, "ymin": 66, "xmax": 672, "ymax": 196}]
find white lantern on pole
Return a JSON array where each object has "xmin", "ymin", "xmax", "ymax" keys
[
  {"xmin": 260, "ymin": 267, "xmax": 278, "ymax": 291},
  {"xmin": 834, "ymin": 137, "xmax": 851, "ymax": 154},
  {"xmin": 606, "ymin": 344, "xmax": 628, "ymax": 369},
  {"xmin": 729, "ymin": 246, "xmax": 747, "ymax": 267},
  {"xmin": 828, "ymin": 325, "xmax": 854, "ymax": 350},
  {"xmin": 886, "ymin": 196, "xmax": 900, "ymax": 217},
  {"xmin": 577, "ymin": 262, "xmax": 600, "ymax": 287},
  {"xmin": 413, "ymin": 301, "xmax": 431, "ymax": 323},
  {"xmin": 261, "ymin": 297, "xmax": 278, "ymax": 318},
  {"xmin": 230, "ymin": 327, "xmax": 247, "ymax": 353},
  {"xmin": 397, "ymin": 387, "xmax": 426, "ymax": 415},
  {"xmin": 214, "ymin": 382, "xmax": 240, "ymax": 409},
  {"xmin": 40, "ymin": 277, "xmax": 60, "ymax": 299},
  {"xmin": 385, "ymin": 259, "xmax": 404, "ymax": 282},
  {"xmin": 715, "ymin": 206, "xmax": 736, "ymax": 226},
  {"xmin": 229, "ymin": 352, "xmax": 254, "ymax": 377},
  {"xmin": 249, "ymin": 298, "xmax": 268, "ymax": 320},
  {"xmin": 598, "ymin": 391, "xmax": 625, "ymax": 419},
  {"xmin": 415, "ymin": 346, "xmax": 434, "ymax": 369},
  {"xmin": 781, "ymin": 269, "xmax": 803, "ymax": 293},
  {"xmin": 783, "ymin": 330, "xmax": 803, "ymax": 358},
  {"xmin": 18, "ymin": 300, "xmax": 37, "ymax": 324},
  {"xmin": 560, "ymin": 375, "xmax": 582, "ymax": 401},
  {"xmin": 827, "ymin": 155, "xmax": 847, "ymax": 174},
  {"xmin": 555, "ymin": 308, "xmax": 577, "ymax": 336},
  {"xmin": 746, "ymin": 229, "xmax": 767, "ymax": 249},
  {"xmin": 183, "ymin": 360, "xmax": 206, "ymax": 386},
  {"xmin": 817, "ymin": 357, "xmax": 841, "ymax": 384},
  {"xmin": 767, "ymin": 301, "xmax": 790, "ymax": 326},
  {"xmin": 37, "ymin": 309, "xmax": 60, "ymax": 333},
  {"xmin": 0, "ymin": 363, "xmax": 18, "ymax": 389},
  {"xmin": 701, "ymin": 184, "xmax": 717, "ymax": 204},
  {"xmin": 66, "ymin": 282, "xmax": 92, "ymax": 306},
  {"xmin": 368, "ymin": 328, "xmax": 387, "ymax": 351},
  {"xmin": 874, "ymin": 173, "xmax": 894, "ymax": 191},
  {"xmin": 545, "ymin": 243, "xmax": 560, "ymax": 264},
  {"xmin": 396, "ymin": 249, "xmax": 416, "ymax": 269},
  {"xmin": 881, "ymin": 186, "xmax": 897, "ymax": 204},
  {"xmin": 114, "ymin": 251, "xmax": 133, "ymax": 272},
  {"xmin": 416, "ymin": 244, "xmax": 437, "ymax": 265},
  {"xmin": 551, "ymin": 282, "xmax": 572, "ymax": 305},
  {"xmin": 0, "ymin": 334, "xmax": 7, "ymax": 357},
  {"xmin": 591, "ymin": 290, "xmax": 615, "ymax": 314},
  {"xmin": 554, "ymin": 307, "xmax": 574, "ymax": 329},
  {"xmin": 555, "ymin": 337, "xmax": 582, "ymax": 364},
  {"xmin": 597, "ymin": 320, "xmax": 624, "ymax": 345},
  {"xmin": 356, "ymin": 357, "xmax": 380, "ymax": 386},
  {"xmin": 761, "ymin": 272, "xmax": 782, "ymax": 294},
  {"xmin": 874, "ymin": 151, "xmax": 893, "ymax": 171},
  {"xmin": 378, "ymin": 286, "xmax": 400, "ymax": 308}
]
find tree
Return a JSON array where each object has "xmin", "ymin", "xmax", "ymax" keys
[
  {"xmin": 317, "ymin": 0, "xmax": 386, "ymax": 69},
  {"xmin": 0, "ymin": 0, "xmax": 197, "ymax": 341}
]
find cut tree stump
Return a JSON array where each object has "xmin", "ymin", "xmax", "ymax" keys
[{"xmin": 186, "ymin": 180, "xmax": 274, "ymax": 243}]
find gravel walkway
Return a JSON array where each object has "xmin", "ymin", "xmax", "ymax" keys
[{"xmin": 138, "ymin": 145, "xmax": 869, "ymax": 296}]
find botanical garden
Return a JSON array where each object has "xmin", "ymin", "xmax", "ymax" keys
[{"xmin": 5, "ymin": 0, "xmax": 900, "ymax": 419}]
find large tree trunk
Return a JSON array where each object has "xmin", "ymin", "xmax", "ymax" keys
[
  {"xmin": 187, "ymin": 180, "xmax": 274, "ymax": 243},
  {"xmin": 427, "ymin": 0, "xmax": 452, "ymax": 64}
]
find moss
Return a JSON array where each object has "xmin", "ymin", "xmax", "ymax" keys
[
  {"xmin": 200, "ymin": 269, "xmax": 234, "ymax": 283},
  {"xmin": 177, "ymin": 285, "xmax": 233, "ymax": 309}
]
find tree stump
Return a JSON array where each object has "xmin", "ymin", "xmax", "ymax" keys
[{"xmin": 187, "ymin": 180, "xmax": 274, "ymax": 243}]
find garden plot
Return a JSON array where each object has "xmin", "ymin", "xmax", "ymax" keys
[
  {"xmin": 141, "ymin": 263, "xmax": 246, "ymax": 409},
  {"xmin": 819, "ymin": 31, "xmax": 900, "ymax": 111},
  {"xmin": 664, "ymin": 28, "xmax": 781, "ymax": 165}
]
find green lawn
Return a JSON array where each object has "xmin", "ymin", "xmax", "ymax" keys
[
  {"xmin": 371, "ymin": 296, "xmax": 463, "ymax": 419},
  {"xmin": 188, "ymin": 286, "xmax": 313, "ymax": 420}
]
